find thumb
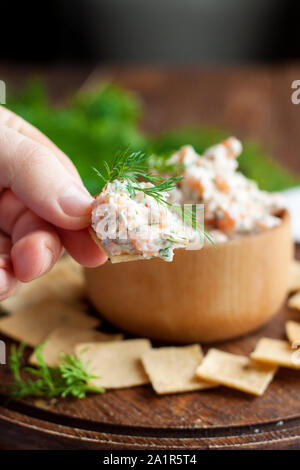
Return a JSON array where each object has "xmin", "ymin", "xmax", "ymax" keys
[{"xmin": 0, "ymin": 126, "xmax": 93, "ymax": 230}]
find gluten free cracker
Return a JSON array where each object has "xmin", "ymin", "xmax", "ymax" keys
[
  {"xmin": 288, "ymin": 260, "xmax": 300, "ymax": 293},
  {"xmin": 75, "ymin": 339, "xmax": 151, "ymax": 389},
  {"xmin": 288, "ymin": 291, "xmax": 300, "ymax": 311},
  {"xmin": 29, "ymin": 326, "xmax": 123, "ymax": 367},
  {"xmin": 250, "ymin": 337, "xmax": 300, "ymax": 370},
  {"xmin": 0, "ymin": 300, "xmax": 100, "ymax": 347},
  {"xmin": 0, "ymin": 255, "xmax": 85, "ymax": 313},
  {"xmin": 141, "ymin": 345, "xmax": 217, "ymax": 394},
  {"xmin": 196, "ymin": 348, "xmax": 277, "ymax": 396},
  {"xmin": 286, "ymin": 321, "xmax": 300, "ymax": 344}
]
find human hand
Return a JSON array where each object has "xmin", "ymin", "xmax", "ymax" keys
[{"xmin": 0, "ymin": 106, "xmax": 107, "ymax": 300}]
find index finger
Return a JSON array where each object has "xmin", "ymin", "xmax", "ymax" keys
[
  {"xmin": 0, "ymin": 125, "xmax": 93, "ymax": 230},
  {"xmin": 0, "ymin": 106, "xmax": 81, "ymax": 181}
]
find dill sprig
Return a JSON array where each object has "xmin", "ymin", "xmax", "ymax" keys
[
  {"xmin": 94, "ymin": 148, "xmax": 213, "ymax": 244},
  {"xmin": 94, "ymin": 148, "xmax": 150, "ymax": 184},
  {"xmin": 7, "ymin": 343, "xmax": 105, "ymax": 400},
  {"xmin": 93, "ymin": 148, "xmax": 182, "ymax": 205},
  {"xmin": 137, "ymin": 177, "xmax": 182, "ymax": 205}
]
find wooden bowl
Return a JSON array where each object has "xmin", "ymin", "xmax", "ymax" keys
[{"xmin": 85, "ymin": 210, "xmax": 293, "ymax": 343}]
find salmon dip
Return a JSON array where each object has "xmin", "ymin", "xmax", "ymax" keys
[
  {"xmin": 91, "ymin": 137, "xmax": 285, "ymax": 261},
  {"xmin": 167, "ymin": 137, "xmax": 285, "ymax": 244},
  {"xmin": 91, "ymin": 180, "xmax": 201, "ymax": 262}
]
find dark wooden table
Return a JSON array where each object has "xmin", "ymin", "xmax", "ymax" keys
[{"xmin": 1, "ymin": 64, "xmax": 300, "ymax": 450}]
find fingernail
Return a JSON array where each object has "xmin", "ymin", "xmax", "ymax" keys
[
  {"xmin": 0, "ymin": 268, "xmax": 11, "ymax": 296},
  {"xmin": 58, "ymin": 185, "xmax": 93, "ymax": 218},
  {"xmin": 39, "ymin": 248, "xmax": 54, "ymax": 277}
]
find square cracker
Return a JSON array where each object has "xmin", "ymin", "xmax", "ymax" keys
[
  {"xmin": 0, "ymin": 300, "xmax": 100, "ymax": 347},
  {"xmin": 0, "ymin": 255, "xmax": 85, "ymax": 313},
  {"xmin": 250, "ymin": 337, "xmax": 300, "ymax": 370},
  {"xmin": 196, "ymin": 348, "xmax": 277, "ymax": 396},
  {"xmin": 75, "ymin": 339, "xmax": 151, "ymax": 389},
  {"xmin": 288, "ymin": 291, "xmax": 300, "ymax": 311},
  {"xmin": 286, "ymin": 321, "xmax": 300, "ymax": 344},
  {"xmin": 141, "ymin": 345, "xmax": 217, "ymax": 394},
  {"xmin": 29, "ymin": 326, "xmax": 123, "ymax": 367},
  {"xmin": 288, "ymin": 260, "xmax": 300, "ymax": 293}
]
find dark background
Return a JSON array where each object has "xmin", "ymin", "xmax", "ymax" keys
[{"xmin": 2, "ymin": 0, "xmax": 300, "ymax": 65}]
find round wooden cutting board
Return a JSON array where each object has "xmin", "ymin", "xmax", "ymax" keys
[{"xmin": 1, "ymin": 289, "xmax": 300, "ymax": 450}]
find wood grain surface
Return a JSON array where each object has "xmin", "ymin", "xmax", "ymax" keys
[
  {"xmin": 1, "ymin": 281, "xmax": 300, "ymax": 450},
  {"xmin": 0, "ymin": 64, "xmax": 300, "ymax": 450}
]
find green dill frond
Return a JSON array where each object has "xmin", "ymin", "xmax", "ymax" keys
[
  {"xmin": 9, "ymin": 342, "xmax": 26, "ymax": 382},
  {"xmin": 6, "ymin": 343, "xmax": 105, "ymax": 400},
  {"xmin": 94, "ymin": 148, "xmax": 183, "ymax": 206},
  {"xmin": 94, "ymin": 148, "xmax": 149, "ymax": 185},
  {"xmin": 131, "ymin": 175, "xmax": 182, "ymax": 205}
]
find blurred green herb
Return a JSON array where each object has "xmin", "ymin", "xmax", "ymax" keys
[
  {"xmin": 7, "ymin": 343, "xmax": 105, "ymax": 400},
  {"xmin": 6, "ymin": 80, "xmax": 300, "ymax": 193}
]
